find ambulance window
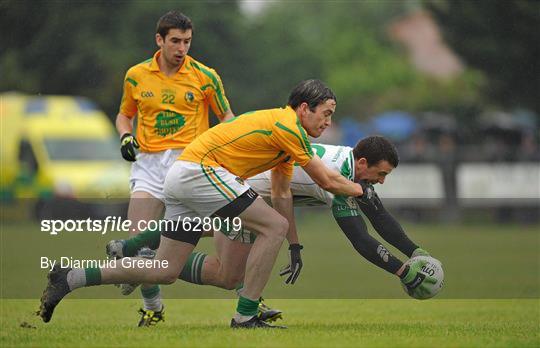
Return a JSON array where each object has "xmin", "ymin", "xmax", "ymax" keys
[
  {"xmin": 24, "ymin": 98, "xmax": 47, "ymax": 115},
  {"xmin": 18, "ymin": 140, "xmax": 39, "ymax": 175}
]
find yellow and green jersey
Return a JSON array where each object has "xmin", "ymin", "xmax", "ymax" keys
[
  {"xmin": 119, "ymin": 51, "xmax": 230, "ymax": 152},
  {"xmin": 180, "ymin": 106, "xmax": 313, "ymax": 179}
]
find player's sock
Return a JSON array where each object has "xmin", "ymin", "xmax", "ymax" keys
[
  {"xmin": 123, "ymin": 229, "xmax": 161, "ymax": 257},
  {"xmin": 66, "ymin": 267, "xmax": 101, "ymax": 290},
  {"xmin": 236, "ymin": 284, "xmax": 266, "ymax": 304},
  {"xmin": 234, "ymin": 295, "xmax": 259, "ymax": 323},
  {"xmin": 141, "ymin": 285, "xmax": 162, "ymax": 312},
  {"xmin": 178, "ymin": 251, "xmax": 207, "ymax": 284}
]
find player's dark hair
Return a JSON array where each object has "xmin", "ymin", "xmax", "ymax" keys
[
  {"xmin": 353, "ymin": 136, "xmax": 399, "ymax": 168},
  {"xmin": 156, "ymin": 11, "xmax": 193, "ymax": 39},
  {"xmin": 288, "ymin": 79, "xmax": 336, "ymax": 111}
]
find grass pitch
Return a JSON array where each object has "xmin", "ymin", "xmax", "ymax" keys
[
  {"xmin": 1, "ymin": 299, "xmax": 538, "ymax": 347},
  {"xmin": 1, "ymin": 215, "xmax": 539, "ymax": 346},
  {"xmin": 2, "ymin": 217, "xmax": 539, "ymax": 299}
]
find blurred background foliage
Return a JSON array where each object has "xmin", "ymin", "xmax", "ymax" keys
[
  {"xmin": 1, "ymin": 0, "xmax": 538, "ymax": 122},
  {"xmin": 425, "ymin": 0, "xmax": 540, "ymax": 115}
]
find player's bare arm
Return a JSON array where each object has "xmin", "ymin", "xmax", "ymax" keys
[
  {"xmin": 271, "ymin": 169, "xmax": 303, "ymax": 284},
  {"xmin": 115, "ymin": 112, "xmax": 134, "ymax": 136},
  {"xmin": 303, "ymin": 155, "xmax": 363, "ymax": 197},
  {"xmin": 270, "ymin": 169, "xmax": 298, "ymax": 245}
]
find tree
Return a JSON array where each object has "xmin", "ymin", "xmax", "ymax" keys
[
  {"xmin": 244, "ymin": 1, "xmax": 483, "ymax": 118},
  {"xmin": 0, "ymin": 0, "xmax": 244, "ymax": 117},
  {"xmin": 425, "ymin": 0, "xmax": 540, "ymax": 114}
]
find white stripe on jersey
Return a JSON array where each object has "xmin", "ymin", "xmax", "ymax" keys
[{"xmin": 247, "ymin": 143, "xmax": 354, "ymax": 207}]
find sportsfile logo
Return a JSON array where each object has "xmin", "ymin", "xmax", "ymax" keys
[{"xmin": 40, "ymin": 216, "xmax": 242, "ymax": 235}]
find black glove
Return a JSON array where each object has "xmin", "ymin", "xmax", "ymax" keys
[
  {"xmin": 120, "ymin": 133, "xmax": 139, "ymax": 162},
  {"xmin": 356, "ymin": 180, "xmax": 376, "ymax": 204},
  {"xmin": 279, "ymin": 244, "xmax": 303, "ymax": 284},
  {"xmin": 355, "ymin": 181, "xmax": 384, "ymax": 212}
]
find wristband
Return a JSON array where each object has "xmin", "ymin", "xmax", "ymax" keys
[{"xmin": 288, "ymin": 244, "xmax": 303, "ymax": 251}]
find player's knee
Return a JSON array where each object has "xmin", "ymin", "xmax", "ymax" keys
[
  {"xmin": 264, "ymin": 215, "xmax": 288, "ymax": 241},
  {"xmin": 221, "ymin": 278, "xmax": 239, "ymax": 290},
  {"xmin": 272, "ymin": 215, "xmax": 289, "ymax": 239},
  {"xmin": 158, "ymin": 270, "xmax": 179, "ymax": 285},
  {"xmin": 221, "ymin": 274, "xmax": 244, "ymax": 290},
  {"xmin": 253, "ymin": 214, "xmax": 288, "ymax": 240},
  {"xmin": 161, "ymin": 275, "xmax": 177, "ymax": 285}
]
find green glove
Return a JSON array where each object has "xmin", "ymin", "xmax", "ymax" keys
[
  {"xmin": 411, "ymin": 247, "xmax": 430, "ymax": 258},
  {"xmin": 400, "ymin": 258, "xmax": 437, "ymax": 299}
]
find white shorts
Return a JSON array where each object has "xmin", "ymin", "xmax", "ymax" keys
[
  {"xmin": 163, "ymin": 161, "xmax": 251, "ymax": 220},
  {"xmin": 129, "ymin": 149, "xmax": 183, "ymax": 201}
]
